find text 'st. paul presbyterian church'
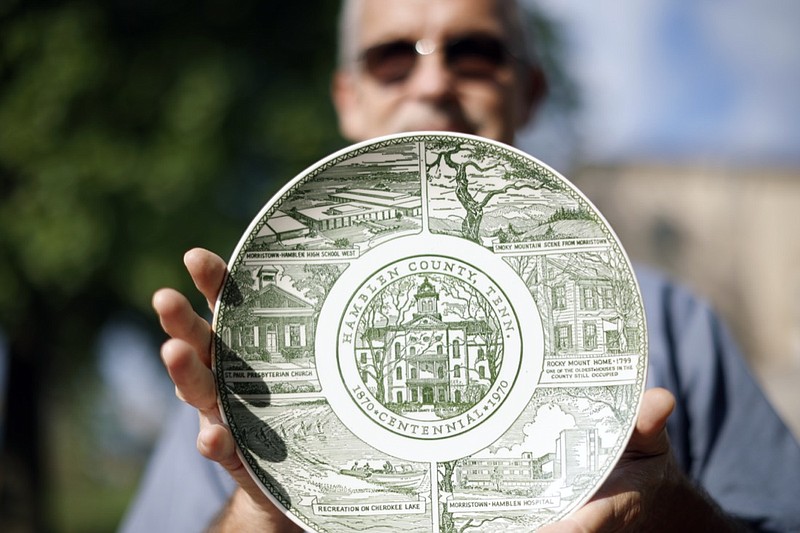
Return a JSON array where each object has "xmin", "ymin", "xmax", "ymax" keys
[{"xmin": 355, "ymin": 277, "xmax": 496, "ymax": 409}]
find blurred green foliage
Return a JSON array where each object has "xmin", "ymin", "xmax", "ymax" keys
[
  {"xmin": 0, "ymin": 0, "xmax": 341, "ymax": 329},
  {"xmin": 0, "ymin": 0, "xmax": 341, "ymax": 529}
]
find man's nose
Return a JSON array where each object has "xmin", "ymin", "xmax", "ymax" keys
[{"xmin": 405, "ymin": 51, "xmax": 455, "ymax": 101}]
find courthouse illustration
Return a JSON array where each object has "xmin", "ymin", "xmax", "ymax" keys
[{"xmin": 356, "ymin": 277, "xmax": 495, "ymax": 406}]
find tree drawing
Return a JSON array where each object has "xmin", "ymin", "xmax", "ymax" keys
[
  {"xmin": 220, "ymin": 266, "xmax": 261, "ymax": 356},
  {"xmin": 519, "ymin": 254, "xmax": 582, "ymax": 355},
  {"xmin": 436, "ymin": 279, "xmax": 503, "ymax": 382},
  {"xmin": 500, "ymin": 222, "xmax": 536, "ymax": 281},
  {"xmin": 355, "ymin": 273, "xmax": 501, "ymax": 410},
  {"xmin": 528, "ymin": 384, "xmax": 637, "ymax": 434},
  {"xmin": 356, "ymin": 276, "xmax": 418, "ymax": 404},
  {"xmin": 292, "ymin": 263, "xmax": 341, "ymax": 330},
  {"xmin": 425, "ymin": 138, "xmax": 562, "ymax": 243},
  {"xmin": 437, "ymin": 458, "xmax": 511, "ymax": 533},
  {"xmin": 581, "ymin": 251, "xmax": 641, "ymax": 352},
  {"xmin": 438, "ymin": 460, "xmax": 459, "ymax": 533},
  {"xmin": 561, "ymin": 384, "xmax": 637, "ymax": 428}
]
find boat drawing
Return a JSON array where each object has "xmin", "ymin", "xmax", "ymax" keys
[{"xmin": 339, "ymin": 462, "xmax": 426, "ymax": 489}]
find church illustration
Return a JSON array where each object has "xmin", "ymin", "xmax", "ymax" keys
[
  {"xmin": 221, "ymin": 265, "xmax": 315, "ymax": 362},
  {"xmin": 355, "ymin": 277, "xmax": 497, "ymax": 408}
]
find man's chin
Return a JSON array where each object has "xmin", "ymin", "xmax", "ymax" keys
[{"xmin": 393, "ymin": 115, "xmax": 475, "ymax": 136}]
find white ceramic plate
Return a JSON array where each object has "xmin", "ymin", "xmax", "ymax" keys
[{"xmin": 213, "ymin": 132, "xmax": 647, "ymax": 532}]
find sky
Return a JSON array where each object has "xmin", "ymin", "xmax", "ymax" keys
[{"xmin": 521, "ymin": 0, "xmax": 800, "ymax": 167}]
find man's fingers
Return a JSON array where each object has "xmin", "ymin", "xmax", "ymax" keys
[
  {"xmin": 637, "ymin": 387, "xmax": 675, "ymax": 436},
  {"xmin": 161, "ymin": 338, "xmax": 217, "ymax": 411},
  {"xmin": 197, "ymin": 415, "xmax": 270, "ymax": 504},
  {"xmin": 537, "ymin": 515, "xmax": 594, "ymax": 533},
  {"xmin": 184, "ymin": 248, "xmax": 228, "ymax": 312},
  {"xmin": 197, "ymin": 420, "xmax": 242, "ymax": 471},
  {"xmin": 154, "ymin": 250, "xmax": 302, "ymax": 527},
  {"xmin": 153, "ymin": 287, "xmax": 213, "ymax": 367},
  {"xmin": 630, "ymin": 387, "xmax": 675, "ymax": 451}
]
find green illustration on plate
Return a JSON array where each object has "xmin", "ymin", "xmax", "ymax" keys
[
  {"xmin": 517, "ymin": 252, "xmax": 643, "ymax": 360},
  {"xmin": 249, "ymin": 142, "xmax": 424, "ymax": 254},
  {"xmin": 424, "ymin": 137, "xmax": 604, "ymax": 247},
  {"xmin": 354, "ymin": 272, "xmax": 503, "ymax": 420}
]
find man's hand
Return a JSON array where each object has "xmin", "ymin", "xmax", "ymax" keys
[
  {"xmin": 539, "ymin": 388, "xmax": 745, "ymax": 532},
  {"xmin": 152, "ymin": 248, "xmax": 301, "ymax": 532}
]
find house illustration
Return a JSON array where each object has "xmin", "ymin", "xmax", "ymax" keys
[
  {"xmin": 533, "ymin": 256, "xmax": 641, "ymax": 357},
  {"xmin": 355, "ymin": 277, "xmax": 495, "ymax": 406},
  {"xmin": 221, "ymin": 265, "xmax": 315, "ymax": 362}
]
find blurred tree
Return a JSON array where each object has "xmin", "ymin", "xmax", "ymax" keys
[{"xmin": 0, "ymin": 0, "xmax": 341, "ymax": 529}]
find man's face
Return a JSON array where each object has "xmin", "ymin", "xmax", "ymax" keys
[{"xmin": 333, "ymin": 0, "xmax": 541, "ymax": 144}]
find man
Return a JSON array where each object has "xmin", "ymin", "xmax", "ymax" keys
[{"xmin": 121, "ymin": 0, "xmax": 800, "ymax": 531}]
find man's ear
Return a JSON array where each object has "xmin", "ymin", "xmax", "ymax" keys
[
  {"xmin": 332, "ymin": 70, "xmax": 362, "ymax": 142},
  {"xmin": 518, "ymin": 64, "xmax": 548, "ymax": 127}
]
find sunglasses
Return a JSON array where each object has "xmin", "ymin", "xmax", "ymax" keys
[{"xmin": 358, "ymin": 34, "xmax": 516, "ymax": 85}]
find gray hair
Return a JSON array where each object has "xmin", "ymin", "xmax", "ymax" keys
[
  {"xmin": 337, "ymin": 0, "xmax": 363, "ymax": 68},
  {"xmin": 336, "ymin": 0, "xmax": 537, "ymax": 69}
]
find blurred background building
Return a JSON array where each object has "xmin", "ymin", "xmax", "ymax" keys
[
  {"xmin": 519, "ymin": 0, "xmax": 800, "ymax": 438},
  {"xmin": 573, "ymin": 163, "xmax": 800, "ymax": 436},
  {"xmin": 0, "ymin": 0, "xmax": 797, "ymax": 531}
]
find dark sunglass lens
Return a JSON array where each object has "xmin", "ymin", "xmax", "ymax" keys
[
  {"xmin": 447, "ymin": 37, "xmax": 508, "ymax": 77},
  {"xmin": 362, "ymin": 41, "xmax": 417, "ymax": 84}
]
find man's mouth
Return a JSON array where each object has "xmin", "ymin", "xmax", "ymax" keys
[{"xmin": 395, "ymin": 105, "xmax": 474, "ymax": 136}]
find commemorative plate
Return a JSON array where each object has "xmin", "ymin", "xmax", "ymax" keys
[{"xmin": 213, "ymin": 132, "xmax": 647, "ymax": 532}]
